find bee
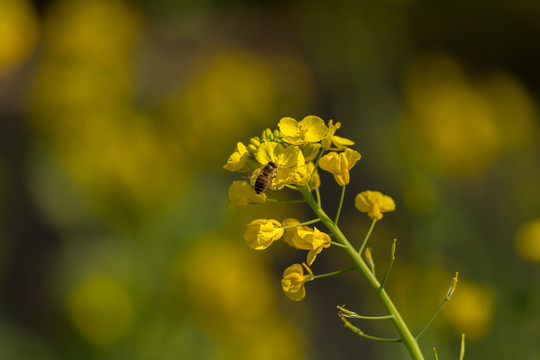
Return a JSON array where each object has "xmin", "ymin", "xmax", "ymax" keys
[{"xmin": 252, "ymin": 161, "xmax": 278, "ymax": 194}]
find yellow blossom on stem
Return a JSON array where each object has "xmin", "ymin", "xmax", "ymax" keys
[
  {"xmin": 223, "ymin": 142, "xmax": 251, "ymax": 172},
  {"xmin": 291, "ymin": 227, "xmax": 331, "ymax": 265},
  {"xmin": 281, "ymin": 263, "xmax": 314, "ymax": 301},
  {"xmin": 278, "ymin": 116, "xmax": 329, "ymax": 145},
  {"xmin": 282, "ymin": 218, "xmax": 303, "ymax": 247},
  {"xmin": 255, "ymin": 141, "xmax": 307, "ymax": 189},
  {"xmin": 319, "ymin": 148, "xmax": 362, "ymax": 186},
  {"xmin": 228, "ymin": 181, "xmax": 266, "ymax": 208},
  {"xmin": 321, "ymin": 120, "xmax": 355, "ymax": 150},
  {"xmin": 244, "ymin": 219, "xmax": 284, "ymax": 250},
  {"xmin": 355, "ymin": 191, "xmax": 396, "ymax": 220}
]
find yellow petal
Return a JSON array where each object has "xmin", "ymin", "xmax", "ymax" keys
[
  {"xmin": 244, "ymin": 219, "xmax": 283, "ymax": 250},
  {"xmin": 355, "ymin": 191, "xmax": 396, "ymax": 220},
  {"xmin": 228, "ymin": 181, "xmax": 266, "ymax": 208},
  {"xmin": 333, "ymin": 135, "xmax": 355, "ymax": 148},
  {"xmin": 278, "ymin": 117, "xmax": 300, "ymax": 137},
  {"xmin": 299, "ymin": 115, "xmax": 328, "ymax": 142},
  {"xmin": 281, "ymin": 264, "xmax": 307, "ymax": 301},
  {"xmin": 306, "ymin": 248, "xmax": 323, "ymax": 266},
  {"xmin": 319, "ymin": 152, "xmax": 341, "ymax": 174},
  {"xmin": 255, "ymin": 141, "xmax": 278, "ymax": 165},
  {"xmin": 344, "ymin": 149, "xmax": 361, "ymax": 169},
  {"xmin": 223, "ymin": 142, "xmax": 250, "ymax": 172},
  {"xmin": 282, "ymin": 218, "xmax": 301, "ymax": 247}
]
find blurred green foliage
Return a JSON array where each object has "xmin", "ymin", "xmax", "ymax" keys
[{"xmin": 1, "ymin": 0, "xmax": 539, "ymax": 359}]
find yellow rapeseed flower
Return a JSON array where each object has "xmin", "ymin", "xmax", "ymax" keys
[
  {"xmin": 228, "ymin": 180, "xmax": 266, "ymax": 208},
  {"xmin": 255, "ymin": 141, "xmax": 307, "ymax": 189},
  {"xmin": 244, "ymin": 219, "xmax": 284, "ymax": 250},
  {"xmin": 321, "ymin": 120, "xmax": 355, "ymax": 150},
  {"xmin": 319, "ymin": 149, "xmax": 361, "ymax": 186},
  {"xmin": 281, "ymin": 263, "xmax": 313, "ymax": 301},
  {"xmin": 355, "ymin": 191, "xmax": 396, "ymax": 220},
  {"xmin": 289, "ymin": 227, "xmax": 331, "ymax": 265},
  {"xmin": 278, "ymin": 116, "xmax": 328, "ymax": 145},
  {"xmin": 223, "ymin": 142, "xmax": 254, "ymax": 173},
  {"xmin": 281, "ymin": 218, "xmax": 303, "ymax": 247}
]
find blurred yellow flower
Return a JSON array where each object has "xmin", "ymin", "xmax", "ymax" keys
[
  {"xmin": 183, "ymin": 239, "xmax": 275, "ymax": 328},
  {"xmin": 255, "ymin": 142, "xmax": 307, "ymax": 189},
  {"xmin": 515, "ymin": 218, "xmax": 540, "ymax": 262},
  {"xmin": 290, "ymin": 227, "xmax": 331, "ymax": 265},
  {"xmin": 278, "ymin": 116, "xmax": 328, "ymax": 145},
  {"xmin": 0, "ymin": 0, "xmax": 39, "ymax": 73},
  {"xmin": 319, "ymin": 149, "xmax": 361, "ymax": 186},
  {"xmin": 244, "ymin": 219, "xmax": 284, "ymax": 250},
  {"xmin": 355, "ymin": 191, "xmax": 395, "ymax": 220},
  {"xmin": 321, "ymin": 120, "xmax": 355, "ymax": 150},
  {"xmin": 281, "ymin": 264, "xmax": 313, "ymax": 301},
  {"xmin": 444, "ymin": 281, "xmax": 494, "ymax": 340},
  {"xmin": 67, "ymin": 274, "xmax": 134, "ymax": 346},
  {"xmin": 399, "ymin": 55, "xmax": 539, "ymax": 176},
  {"xmin": 228, "ymin": 180, "xmax": 266, "ymax": 208}
]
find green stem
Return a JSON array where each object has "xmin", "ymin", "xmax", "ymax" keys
[
  {"xmin": 459, "ymin": 333, "xmax": 465, "ymax": 360},
  {"xmin": 298, "ymin": 185, "xmax": 424, "ymax": 360},
  {"xmin": 340, "ymin": 316, "xmax": 401, "ymax": 342},
  {"xmin": 358, "ymin": 218, "xmax": 377, "ymax": 255},
  {"xmin": 330, "ymin": 241, "xmax": 348, "ymax": 248},
  {"xmin": 334, "ymin": 185, "xmax": 346, "ymax": 225},
  {"xmin": 433, "ymin": 348, "xmax": 439, "ymax": 360},
  {"xmin": 266, "ymin": 198, "xmax": 306, "ymax": 204},
  {"xmin": 312, "ymin": 266, "xmax": 355, "ymax": 280},
  {"xmin": 315, "ymin": 187, "xmax": 322, "ymax": 207}
]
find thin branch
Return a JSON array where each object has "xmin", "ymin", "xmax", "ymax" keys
[
  {"xmin": 380, "ymin": 239, "xmax": 397, "ymax": 290},
  {"xmin": 416, "ymin": 273, "xmax": 459, "ymax": 340},
  {"xmin": 334, "ymin": 185, "xmax": 346, "ymax": 225},
  {"xmin": 358, "ymin": 218, "xmax": 377, "ymax": 255},
  {"xmin": 340, "ymin": 316, "xmax": 401, "ymax": 342},
  {"xmin": 337, "ymin": 305, "xmax": 394, "ymax": 320},
  {"xmin": 266, "ymin": 198, "xmax": 306, "ymax": 204},
  {"xmin": 311, "ymin": 266, "xmax": 355, "ymax": 280},
  {"xmin": 280, "ymin": 218, "xmax": 321, "ymax": 230}
]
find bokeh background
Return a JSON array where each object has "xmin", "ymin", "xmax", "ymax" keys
[{"xmin": 1, "ymin": 0, "xmax": 540, "ymax": 359}]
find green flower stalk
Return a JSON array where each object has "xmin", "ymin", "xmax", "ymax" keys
[{"xmin": 224, "ymin": 116, "xmax": 459, "ymax": 360}]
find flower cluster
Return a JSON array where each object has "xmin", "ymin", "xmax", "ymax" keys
[
  {"xmin": 224, "ymin": 116, "xmax": 395, "ymax": 301},
  {"xmin": 224, "ymin": 116, "xmax": 357, "ymax": 207}
]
